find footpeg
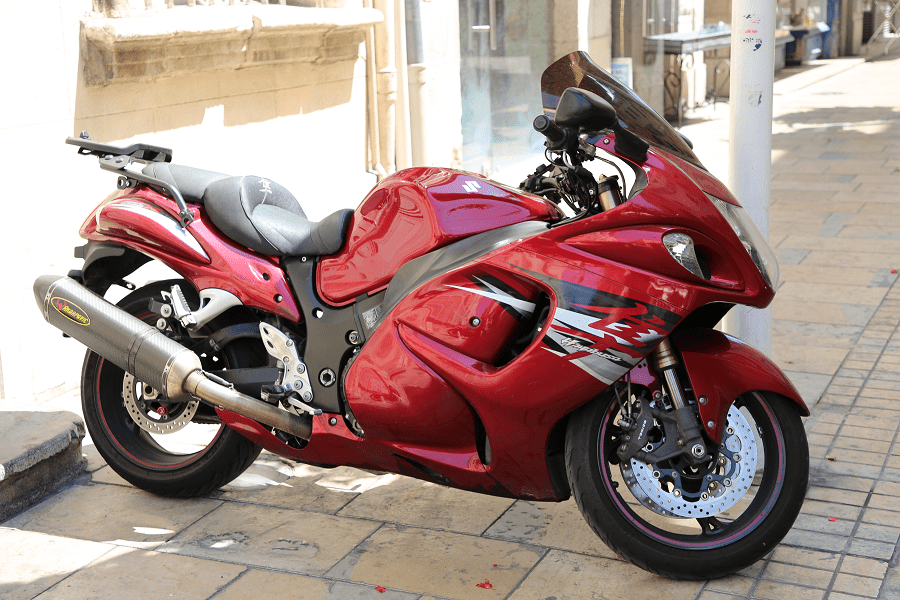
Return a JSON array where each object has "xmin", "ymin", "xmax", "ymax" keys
[
  {"xmin": 162, "ymin": 284, "xmax": 197, "ymax": 327},
  {"xmin": 261, "ymin": 383, "xmax": 322, "ymax": 416}
]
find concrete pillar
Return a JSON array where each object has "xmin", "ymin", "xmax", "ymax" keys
[
  {"xmin": 394, "ymin": 0, "xmax": 412, "ymax": 170},
  {"xmin": 723, "ymin": 1, "xmax": 776, "ymax": 356},
  {"xmin": 373, "ymin": 0, "xmax": 397, "ymax": 173}
]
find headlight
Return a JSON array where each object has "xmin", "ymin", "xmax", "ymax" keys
[
  {"xmin": 662, "ymin": 232, "xmax": 706, "ymax": 279},
  {"xmin": 708, "ymin": 195, "xmax": 779, "ymax": 289}
]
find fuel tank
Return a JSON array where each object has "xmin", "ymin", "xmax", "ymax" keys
[{"xmin": 317, "ymin": 167, "xmax": 560, "ymax": 305}]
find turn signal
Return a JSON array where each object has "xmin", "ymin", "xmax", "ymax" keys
[{"xmin": 662, "ymin": 232, "xmax": 706, "ymax": 279}]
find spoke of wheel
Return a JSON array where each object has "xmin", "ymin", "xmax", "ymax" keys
[{"xmin": 697, "ymin": 516, "xmax": 725, "ymax": 535}]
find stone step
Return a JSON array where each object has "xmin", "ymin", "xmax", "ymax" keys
[{"xmin": 0, "ymin": 411, "xmax": 86, "ymax": 523}]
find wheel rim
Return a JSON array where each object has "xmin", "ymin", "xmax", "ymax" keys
[
  {"xmin": 94, "ymin": 355, "xmax": 224, "ymax": 470},
  {"xmin": 597, "ymin": 392, "xmax": 787, "ymax": 549},
  {"xmin": 90, "ymin": 296, "xmax": 229, "ymax": 471}
]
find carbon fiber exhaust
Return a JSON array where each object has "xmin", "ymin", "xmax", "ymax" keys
[{"xmin": 33, "ymin": 275, "xmax": 311, "ymax": 441}]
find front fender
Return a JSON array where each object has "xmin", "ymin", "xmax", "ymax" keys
[{"xmin": 672, "ymin": 328, "xmax": 810, "ymax": 444}]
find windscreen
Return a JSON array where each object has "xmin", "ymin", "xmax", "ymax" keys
[{"xmin": 541, "ymin": 52, "xmax": 705, "ymax": 170}]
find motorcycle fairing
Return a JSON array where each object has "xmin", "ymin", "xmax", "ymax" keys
[
  {"xmin": 376, "ymin": 221, "xmax": 550, "ymax": 324},
  {"xmin": 317, "ymin": 167, "xmax": 561, "ymax": 305},
  {"xmin": 341, "ymin": 242, "xmax": 688, "ymax": 500},
  {"xmin": 79, "ymin": 186, "xmax": 301, "ymax": 322},
  {"xmin": 94, "ymin": 198, "xmax": 210, "ymax": 263}
]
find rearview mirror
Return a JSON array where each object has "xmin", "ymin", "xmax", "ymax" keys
[{"xmin": 554, "ymin": 88, "xmax": 617, "ymax": 133}]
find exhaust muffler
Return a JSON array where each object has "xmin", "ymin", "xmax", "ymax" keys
[{"xmin": 33, "ymin": 275, "xmax": 311, "ymax": 441}]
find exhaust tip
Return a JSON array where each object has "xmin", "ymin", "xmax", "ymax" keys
[{"xmin": 33, "ymin": 274, "xmax": 68, "ymax": 321}]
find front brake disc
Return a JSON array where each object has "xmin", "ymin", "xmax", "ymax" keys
[{"xmin": 621, "ymin": 405, "xmax": 758, "ymax": 518}]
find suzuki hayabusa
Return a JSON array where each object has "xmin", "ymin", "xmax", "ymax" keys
[{"xmin": 34, "ymin": 52, "xmax": 808, "ymax": 579}]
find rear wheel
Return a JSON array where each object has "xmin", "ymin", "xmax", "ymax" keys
[
  {"xmin": 566, "ymin": 389, "xmax": 808, "ymax": 579},
  {"xmin": 81, "ymin": 280, "xmax": 264, "ymax": 497}
]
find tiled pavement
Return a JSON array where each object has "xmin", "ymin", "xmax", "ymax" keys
[{"xmin": 3, "ymin": 53, "xmax": 900, "ymax": 600}]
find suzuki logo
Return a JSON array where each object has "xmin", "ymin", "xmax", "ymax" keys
[{"xmin": 462, "ymin": 180, "xmax": 481, "ymax": 193}]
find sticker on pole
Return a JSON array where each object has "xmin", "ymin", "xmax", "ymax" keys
[{"xmin": 51, "ymin": 297, "xmax": 91, "ymax": 326}]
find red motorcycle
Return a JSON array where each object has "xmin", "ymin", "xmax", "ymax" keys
[{"xmin": 35, "ymin": 52, "xmax": 808, "ymax": 579}]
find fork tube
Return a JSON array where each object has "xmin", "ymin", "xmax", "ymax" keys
[{"xmin": 652, "ymin": 338, "xmax": 688, "ymax": 409}]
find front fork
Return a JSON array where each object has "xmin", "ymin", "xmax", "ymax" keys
[{"xmin": 616, "ymin": 338, "xmax": 709, "ymax": 466}]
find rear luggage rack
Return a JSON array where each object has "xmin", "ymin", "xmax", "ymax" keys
[{"xmin": 66, "ymin": 132, "xmax": 194, "ymax": 228}]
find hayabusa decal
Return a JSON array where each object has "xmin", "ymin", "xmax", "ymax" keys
[{"xmin": 450, "ymin": 269, "xmax": 681, "ymax": 384}]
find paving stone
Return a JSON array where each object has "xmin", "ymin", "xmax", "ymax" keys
[
  {"xmin": 2, "ymin": 483, "xmax": 220, "ymax": 549},
  {"xmin": 785, "ymin": 371, "xmax": 845, "ymax": 407},
  {"xmin": 874, "ymin": 481, "xmax": 900, "ymax": 496},
  {"xmin": 772, "ymin": 344, "xmax": 850, "ymax": 375},
  {"xmin": 831, "ymin": 572, "xmax": 882, "ymax": 597},
  {"xmin": 800, "ymin": 499, "xmax": 862, "ymax": 521},
  {"xmin": 855, "ymin": 397, "xmax": 900, "ymax": 410},
  {"xmin": 807, "ymin": 435, "xmax": 834, "ymax": 449},
  {"xmin": 213, "ymin": 462, "xmax": 370, "ymax": 515},
  {"xmin": 840, "ymin": 556, "xmax": 888, "ymax": 579},
  {"xmin": 697, "ymin": 592, "xmax": 741, "ymax": 600},
  {"xmin": 783, "ymin": 529, "xmax": 848, "ymax": 553},
  {"xmin": 337, "ymin": 473, "xmax": 515, "ymax": 535},
  {"xmin": 806, "ymin": 472, "xmax": 874, "ymax": 493},
  {"xmin": 773, "ymin": 301, "xmax": 874, "ymax": 326},
  {"xmin": 845, "ymin": 415, "xmax": 898, "ymax": 431},
  {"xmin": 762, "ymin": 561, "xmax": 832, "ymax": 588},
  {"xmin": 753, "ymin": 580, "xmax": 825, "ymax": 600},
  {"xmin": 89, "ymin": 465, "xmax": 131, "ymax": 487},
  {"xmin": 861, "ymin": 508, "xmax": 900, "ymax": 528},
  {"xmin": 158, "ymin": 502, "xmax": 381, "ymax": 575},
  {"xmin": 793, "ymin": 514, "xmax": 855, "ymax": 537},
  {"xmin": 214, "ymin": 569, "xmax": 419, "ymax": 600},
  {"xmin": 847, "ymin": 538, "xmax": 895, "ymax": 560},
  {"xmin": 327, "ymin": 524, "xmax": 545, "ymax": 599},
  {"xmin": 769, "ymin": 546, "xmax": 840, "ymax": 571},
  {"xmin": 506, "ymin": 549, "xmax": 703, "ymax": 600},
  {"xmin": 810, "ymin": 421, "xmax": 843, "ymax": 436},
  {"xmin": 0, "ymin": 528, "xmax": 113, "ymax": 600},
  {"xmin": 29, "ymin": 545, "xmax": 245, "ymax": 600},
  {"xmin": 882, "ymin": 567, "xmax": 900, "ymax": 600},
  {"xmin": 703, "ymin": 575, "xmax": 755, "ymax": 595},
  {"xmin": 810, "ymin": 459, "xmax": 883, "ymax": 479},
  {"xmin": 483, "ymin": 499, "xmax": 615, "ymax": 557},
  {"xmin": 854, "ymin": 523, "xmax": 900, "ymax": 544},
  {"xmin": 866, "ymin": 491, "xmax": 900, "ymax": 511},
  {"xmin": 833, "ymin": 368, "xmax": 870, "ymax": 379},
  {"xmin": 805, "ymin": 487, "xmax": 868, "ymax": 507}
]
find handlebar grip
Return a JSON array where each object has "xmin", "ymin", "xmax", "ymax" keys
[{"xmin": 533, "ymin": 115, "xmax": 567, "ymax": 149}]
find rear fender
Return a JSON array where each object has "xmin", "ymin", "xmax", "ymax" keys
[
  {"xmin": 672, "ymin": 328, "xmax": 810, "ymax": 444},
  {"xmin": 78, "ymin": 187, "xmax": 300, "ymax": 321},
  {"xmin": 76, "ymin": 241, "xmax": 151, "ymax": 296}
]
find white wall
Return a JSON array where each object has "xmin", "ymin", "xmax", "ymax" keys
[{"xmin": 0, "ymin": 1, "xmax": 375, "ymax": 403}]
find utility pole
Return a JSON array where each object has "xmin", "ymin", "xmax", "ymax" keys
[{"xmin": 723, "ymin": 0, "xmax": 776, "ymax": 356}]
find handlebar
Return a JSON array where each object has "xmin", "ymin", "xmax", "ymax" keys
[{"xmin": 533, "ymin": 115, "xmax": 570, "ymax": 151}]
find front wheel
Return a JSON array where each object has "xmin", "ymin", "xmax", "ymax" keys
[{"xmin": 566, "ymin": 390, "xmax": 808, "ymax": 580}]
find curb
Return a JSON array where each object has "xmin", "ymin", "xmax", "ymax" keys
[{"xmin": 0, "ymin": 411, "xmax": 87, "ymax": 523}]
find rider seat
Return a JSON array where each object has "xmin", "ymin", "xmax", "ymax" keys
[{"xmin": 142, "ymin": 163, "xmax": 352, "ymax": 257}]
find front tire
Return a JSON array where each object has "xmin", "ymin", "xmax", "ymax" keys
[
  {"xmin": 81, "ymin": 280, "xmax": 263, "ymax": 497},
  {"xmin": 565, "ymin": 390, "xmax": 808, "ymax": 579}
]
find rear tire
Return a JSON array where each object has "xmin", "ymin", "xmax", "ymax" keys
[
  {"xmin": 565, "ymin": 390, "xmax": 808, "ymax": 579},
  {"xmin": 81, "ymin": 280, "xmax": 263, "ymax": 497}
]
